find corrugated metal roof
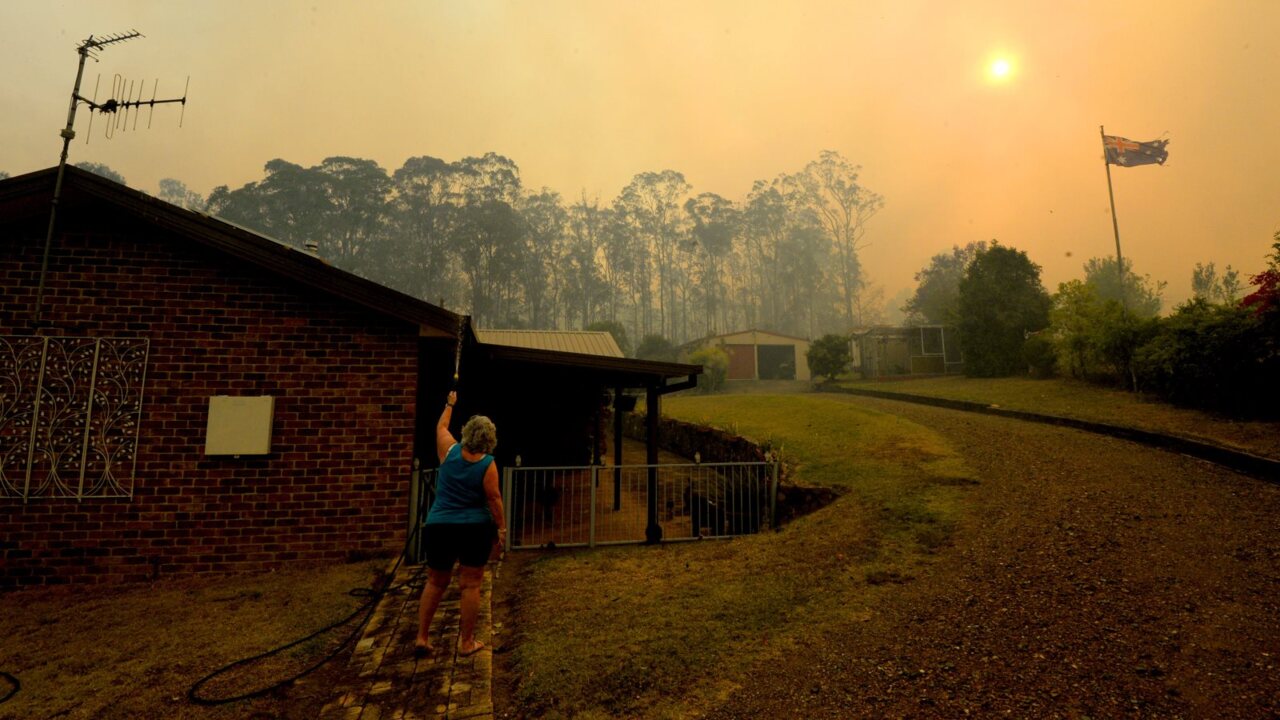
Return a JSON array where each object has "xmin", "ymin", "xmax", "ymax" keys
[
  {"xmin": 474, "ymin": 329, "xmax": 624, "ymax": 357},
  {"xmin": 702, "ymin": 328, "xmax": 812, "ymax": 343},
  {"xmin": 476, "ymin": 342, "xmax": 701, "ymax": 385}
]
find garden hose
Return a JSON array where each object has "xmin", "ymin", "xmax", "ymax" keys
[{"xmin": 187, "ymin": 523, "xmax": 424, "ymax": 706}]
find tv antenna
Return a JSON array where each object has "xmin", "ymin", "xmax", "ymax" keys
[{"xmin": 33, "ymin": 30, "xmax": 191, "ymax": 325}]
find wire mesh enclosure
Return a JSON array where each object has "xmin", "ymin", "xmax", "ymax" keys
[{"xmin": 502, "ymin": 462, "xmax": 778, "ymax": 549}]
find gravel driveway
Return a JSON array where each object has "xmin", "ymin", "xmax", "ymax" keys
[{"xmin": 706, "ymin": 395, "xmax": 1280, "ymax": 719}]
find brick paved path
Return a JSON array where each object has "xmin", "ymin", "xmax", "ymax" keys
[{"xmin": 319, "ymin": 562, "xmax": 498, "ymax": 720}]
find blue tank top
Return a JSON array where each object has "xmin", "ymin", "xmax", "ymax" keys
[{"xmin": 425, "ymin": 444, "xmax": 495, "ymax": 525}]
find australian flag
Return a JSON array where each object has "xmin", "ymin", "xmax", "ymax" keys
[{"xmin": 1103, "ymin": 134, "xmax": 1169, "ymax": 167}]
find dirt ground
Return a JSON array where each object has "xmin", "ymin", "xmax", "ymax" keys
[{"xmin": 698, "ymin": 396, "xmax": 1280, "ymax": 719}]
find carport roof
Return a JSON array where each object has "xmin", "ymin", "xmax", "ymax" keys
[
  {"xmin": 473, "ymin": 329, "xmax": 624, "ymax": 357},
  {"xmin": 471, "ymin": 339, "xmax": 700, "ymax": 389}
]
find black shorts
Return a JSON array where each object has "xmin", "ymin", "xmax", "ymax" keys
[{"xmin": 423, "ymin": 522, "xmax": 494, "ymax": 571}]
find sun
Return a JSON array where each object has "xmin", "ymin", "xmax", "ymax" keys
[{"xmin": 987, "ymin": 56, "xmax": 1014, "ymax": 82}]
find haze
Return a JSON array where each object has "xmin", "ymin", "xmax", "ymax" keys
[{"xmin": 3, "ymin": 0, "xmax": 1278, "ymax": 309}]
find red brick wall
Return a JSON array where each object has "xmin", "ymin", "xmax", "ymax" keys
[{"xmin": 1, "ymin": 204, "xmax": 419, "ymax": 589}]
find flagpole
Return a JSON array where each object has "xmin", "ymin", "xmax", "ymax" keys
[{"xmin": 1100, "ymin": 124, "xmax": 1127, "ymax": 311}]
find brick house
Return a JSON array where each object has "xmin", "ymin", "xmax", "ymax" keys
[
  {"xmin": 0, "ymin": 167, "xmax": 464, "ymax": 589},
  {"xmin": 0, "ymin": 167, "xmax": 700, "ymax": 589}
]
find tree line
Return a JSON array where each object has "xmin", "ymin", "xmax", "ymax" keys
[
  {"xmin": 103, "ymin": 152, "xmax": 886, "ymax": 349},
  {"xmin": 895, "ymin": 236, "xmax": 1280, "ymax": 418},
  {"xmin": 35, "ymin": 160, "xmax": 1271, "ymax": 415}
]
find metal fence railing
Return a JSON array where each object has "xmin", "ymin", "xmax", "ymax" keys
[
  {"xmin": 407, "ymin": 465, "xmax": 436, "ymax": 563},
  {"xmin": 502, "ymin": 462, "xmax": 778, "ymax": 550}
]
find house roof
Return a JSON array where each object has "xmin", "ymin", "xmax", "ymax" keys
[
  {"xmin": 851, "ymin": 324, "xmax": 955, "ymax": 337},
  {"xmin": 694, "ymin": 328, "xmax": 813, "ymax": 345},
  {"xmin": 473, "ymin": 329, "xmax": 623, "ymax": 357},
  {"xmin": 0, "ymin": 166, "xmax": 462, "ymax": 337}
]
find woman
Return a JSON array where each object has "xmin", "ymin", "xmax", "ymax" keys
[{"xmin": 415, "ymin": 390, "xmax": 507, "ymax": 658}]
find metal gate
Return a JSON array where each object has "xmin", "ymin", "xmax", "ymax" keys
[
  {"xmin": 502, "ymin": 462, "xmax": 778, "ymax": 550},
  {"xmin": 0, "ymin": 336, "xmax": 149, "ymax": 501},
  {"xmin": 407, "ymin": 463, "xmax": 437, "ymax": 563}
]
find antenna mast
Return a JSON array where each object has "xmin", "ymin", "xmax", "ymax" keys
[{"xmin": 33, "ymin": 30, "xmax": 190, "ymax": 325}]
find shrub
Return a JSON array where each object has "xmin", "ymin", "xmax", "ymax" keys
[
  {"xmin": 687, "ymin": 345, "xmax": 729, "ymax": 393},
  {"xmin": 806, "ymin": 334, "xmax": 852, "ymax": 381},
  {"xmin": 1133, "ymin": 299, "xmax": 1277, "ymax": 417},
  {"xmin": 1021, "ymin": 333, "xmax": 1056, "ymax": 378},
  {"xmin": 1049, "ymin": 280, "xmax": 1108, "ymax": 380},
  {"xmin": 634, "ymin": 334, "xmax": 677, "ymax": 361},
  {"xmin": 1048, "ymin": 280, "xmax": 1158, "ymax": 387},
  {"xmin": 1095, "ymin": 311, "xmax": 1160, "ymax": 389}
]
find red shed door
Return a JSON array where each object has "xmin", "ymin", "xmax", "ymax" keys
[{"xmin": 723, "ymin": 344, "xmax": 756, "ymax": 379}]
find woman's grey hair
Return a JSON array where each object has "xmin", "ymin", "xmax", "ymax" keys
[{"xmin": 461, "ymin": 415, "xmax": 497, "ymax": 455}]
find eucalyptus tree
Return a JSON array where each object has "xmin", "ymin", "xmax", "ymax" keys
[
  {"xmin": 851, "ymin": 283, "xmax": 886, "ymax": 329},
  {"xmin": 1191, "ymin": 261, "xmax": 1242, "ymax": 304},
  {"xmin": 313, "ymin": 156, "xmax": 392, "ymax": 276},
  {"xmin": 454, "ymin": 199, "xmax": 527, "ymax": 326},
  {"xmin": 564, "ymin": 195, "xmax": 612, "ymax": 329},
  {"xmin": 740, "ymin": 175, "xmax": 835, "ymax": 336},
  {"xmin": 741, "ymin": 179, "xmax": 790, "ymax": 330},
  {"xmin": 74, "ymin": 161, "xmax": 126, "ymax": 185},
  {"xmin": 387, "ymin": 156, "xmax": 462, "ymax": 304},
  {"xmin": 518, "ymin": 189, "xmax": 568, "ymax": 328},
  {"xmin": 602, "ymin": 202, "xmax": 646, "ymax": 344},
  {"xmin": 794, "ymin": 150, "xmax": 884, "ymax": 330},
  {"xmin": 1082, "ymin": 256, "xmax": 1164, "ymax": 318},
  {"xmin": 778, "ymin": 217, "xmax": 833, "ymax": 338},
  {"xmin": 614, "ymin": 170, "xmax": 691, "ymax": 340},
  {"xmin": 454, "ymin": 152, "xmax": 522, "ymax": 205},
  {"xmin": 207, "ymin": 159, "xmax": 326, "ymax": 249},
  {"xmin": 206, "ymin": 180, "xmax": 264, "ymax": 232},
  {"xmin": 904, "ymin": 241, "xmax": 989, "ymax": 325},
  {"xmin": 157, "ymin": 178, "xmax": 206, "ymax": 210},
  {"xmin": 683, "ymin": 192, "xmax": 739, "ymax": 337},
  {"xmin": 448, "ymin": 153, "xmax": 526, "ymax": 324}
]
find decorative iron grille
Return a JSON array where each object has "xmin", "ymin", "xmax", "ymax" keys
[{"xmin": 0, "ymin": 336, "xmax": 149, "ymax": 501}]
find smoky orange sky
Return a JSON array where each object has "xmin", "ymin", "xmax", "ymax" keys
[{"xmin": 3, "ymin": 0, "xmax": 1278, "ymax": 311}]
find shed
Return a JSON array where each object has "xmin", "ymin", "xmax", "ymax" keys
[
  {"xmin": 852, "ymin": 325, "xmax": 964, "ymax": 378},
  {"xmin": 0, "ymin": 167, "xmax": 698, "ymax": 588},
  {"xmin": 686, "ymin": 329, "xmax": 811, "ymax": 381}
]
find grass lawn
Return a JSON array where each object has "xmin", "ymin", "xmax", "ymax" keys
[
  {"xmin": 498, "ymin": 394, "xmax": 978, "ymax": 719},
  {"xmin": 0, "ymin": 558, "xmax": 386, "ymax": 720},
  {"xmin": 839, "ymin": 375, "xmax": 1280, "ymax": 460}
]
